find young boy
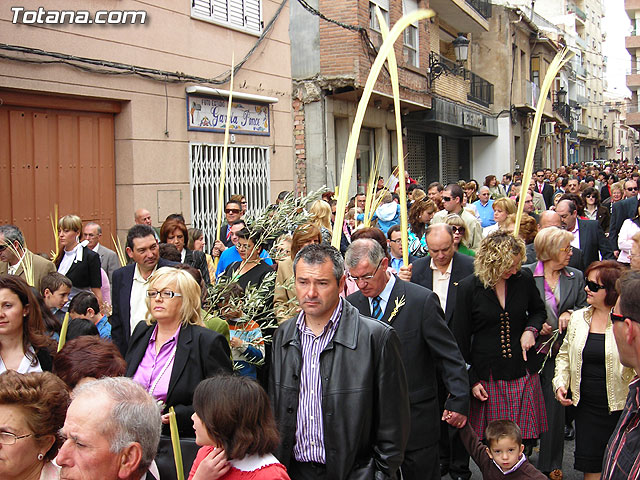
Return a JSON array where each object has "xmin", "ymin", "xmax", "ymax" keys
[
  {"xmin": 459, "ymin": 420, "xmax": 547, "ymax": 479},
  {"xmin": 40, "ymin": 272, "xmax": 72, "ymax": 320},
  {"xmin": 68, "ymin": 291, "xmax": 111, "ymax": 340}
]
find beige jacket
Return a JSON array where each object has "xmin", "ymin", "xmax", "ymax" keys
[
  {"xmin": 552, "ymin": 306, "xmax": 635, "ymax": 412},
  {"xmin": 274, "ymin": 257, "xmax": 297, "ymax": 324}
]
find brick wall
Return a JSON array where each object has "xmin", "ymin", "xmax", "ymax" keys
[
  {"xmin": 292, "ymin": 86, "xmax": 307, "ymax": 195},
  {"xmin": 318, "ymin": 0, "xmax": 431, "ymax": 107}
]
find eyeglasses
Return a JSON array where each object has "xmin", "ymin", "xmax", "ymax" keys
[
  {"xmin": 586, "ymin": 280, "xmax": 605, "ymax": 292},
  {"xmin": 0, "ymin": 245, "xmax": 6, "ymax": 252},
  {"xmin": 347, "ymin": 258, "xmax": 383, "ymax": 284},
  {"xmin": 559, "ymin": 246, "xmax": 572, "ymax": 253},
  {"xmin": 236, "ymin": 243, "xmax": 254, "ymax": 251},
  {"xmin": 389, "ymin": 239, "xmax": 402, "ymax": 245},
  {"xmin": 0, "ymin": 432, "xmax": 33, "ymax": 445},
  {"xmin": 225, "ymin": 209, "xmax": 241, "ymax": 214},
  {"xmin": 146, "ymin": 290, "xmax": 182, "ymax": 299},
  {"xmin": 610, "ymin": 307, "xmax": 639, "ymax": 324},
  {"xmin": 451, "ymin": 226, "xmax": 466, "ymax": 234},
  {"xmin": 585, "ymin": 194, "xmax": 596, "ymax": 199},
  {"xmin": 626, "ymin": 187, "xmax": 638, "ymax": 192},
  {"xmin": 442, "ymin": 196, "xmax": 452, "ymax": 202}
]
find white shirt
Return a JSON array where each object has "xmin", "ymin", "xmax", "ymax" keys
[
  {"xmin": 618, "ymin": 218, "xmax": 640, "ymax": 264},
  {"xmin": 129, "ymin": 263, "xmax": 158, "ymax": 336},
  {"xmin": 180, "ymin": 248, "xmax": 186, "ymax": 263},
  {"xmin": 569, "ymin": 222, "xmax": 580, "ymax": 250},
  {"xmin": 368, "ymin": 274, "xmax": 396, "ymax": 317},
  {"xmin": 430, "ymin": 257, "xmax": 453, "ymax": 312},
  {"xmin": 57, "ymin": 245, "xmax": 79, "ymax": 276},
  {"xmin": 7, "ymin": 252, "xmax": 25, "ymax": 275},
  {"xmin": 0, "ymin": 346, "xmax": 42, "ymax": 374},
  {"xmin": 91, "ymin": 243, "xmax": 100, "ymax": 253}
]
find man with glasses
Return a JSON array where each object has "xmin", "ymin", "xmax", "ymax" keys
[
  {"xmin": 432, "ymin": 184, "xmax": 483, "ymax": 250},
  {"xmin": 566, "ymin": 177, "xmax": 581, "ymax": 195},
  {"xmin": 535, "ymin": 169, "xmax": 554, "ymax": 209},
  {"xmin": 387, "ymin": 225, "xmax": 415, "ymax": 273},
  {"xmin": 602, "ymin": 271, "xmax": 640, "ymax": 480},
  {"xmin": 555, "ymin": 199, "xmax": 614, "ymax": 271},
  {"xmin": 609, "ymin": 179, "xmax": 639, "ymax": 256},
  {"xmin": 0, "ymin": 224, "xmax": 56, "ymax": 292},
  {"xmin": 214, "ymin": 220, "xmax": 273, "ymax": 278},
  {"xmin": 346, "ymin": 238, "xmax": 469, "ymax": 480},
  {"xmin": 270, "ymin": 244, "xmax": 411, "ymax": 479},
  {"xmin": 110, "ymin": 225, "xmax": 176, "ymax": 356},
  {"xmin": 218, "ymin": 200, "xmax": 244, "ymax": 248}
]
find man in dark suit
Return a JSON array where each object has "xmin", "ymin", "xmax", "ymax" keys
[
  {"xmin": 534, "ymin": 169, "xmax": 554, "ymax": 209},
  {"xmin": 556, "ymin": 199, "xmax": 614, "ymax": 270},
  {"xmin": 346, "ymin": 238, "xmax": 469, "ymax": 480},
  {"xmin": 609, "ymin": 188, "xmax": 638, "ymax": 255},
  {"xmin": 405, "ymin": 224, "xmax": 474, "ymax": 480},
  {"xmin": 526, "ymin": 211, "xmax": 585, "ymax": 271},
  {"xmin": 111, "ymin": 224, "xmax": 175, "ymax": 356}
]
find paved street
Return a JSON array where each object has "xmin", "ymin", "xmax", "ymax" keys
[{"xmin": 461, "ymin": 434, "xmax": 582, "ymax": 480}]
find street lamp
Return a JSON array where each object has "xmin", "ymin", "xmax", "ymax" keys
[
  {"xmin": 428, "ymin": 33, "xmax": 469, "ymax": 83},
  {"xmin": 556, "ymin": 87, "xmax": 567, "ymax": 105}
]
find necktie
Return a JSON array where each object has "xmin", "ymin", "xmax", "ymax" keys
[
  {"xmin": 226, "ymin": 225, "xmax": 231, "ymax": 240},
  {"xmin": 371, "ymin": 296, "xmax": 383, "ymax": 320}
]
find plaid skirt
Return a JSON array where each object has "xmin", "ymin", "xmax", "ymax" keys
[{"xmin": 470, "ymin": 372, "xmax": 548, "ymax": 440}]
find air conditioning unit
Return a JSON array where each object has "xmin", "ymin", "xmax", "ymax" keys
[{"xmin": 541, "ymin": 122, "xmax": 555, "ymax": 136}]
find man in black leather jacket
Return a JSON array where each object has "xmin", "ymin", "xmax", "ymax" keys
[{"xmin": 269, "ymin": 244, "xmax": 410, "ymax": 480}]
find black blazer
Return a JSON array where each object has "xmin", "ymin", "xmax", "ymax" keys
[
  {"xmin": 183, "ymin": 248, "xmax": 211, "ymax": 285},
  {"xmin": 110, "ymin": 258, "xmax": 176, "ymax": 356},
  {"xmin": 577, "ymin": 218, "xmax": 615, "ymax": 270},
  {"xmin": 535, "ymin": 182, "xmax": 554, "ymax": 209},
  {"xmin": 347, "ymin": 278, "xmax": 469, "ymax": 449},
  {"xmin": 410, "ymin": 252, "xmax": 475, "ymax": 325},
  {"xmin": 451, "ymin": 269, "xmax": 546, "ymax": 385},
  {"xmin": 57, "ymin": 246, "xmax": 102, "ymax": 290},
  {"xmin": 609, "ymin": 196, "xmax": 638, "ymax": 249},
  {"xmin": 125, "ymin": 322, "xmax": 232, "ymax": 436}
]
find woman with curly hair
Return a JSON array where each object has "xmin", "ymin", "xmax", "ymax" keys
[
  {"xmin": 408, "ymin": 199, "xmax": 437, "ymax": 257},
  {"xmin": 452, "ymin": 231, "xmax": 547, "ymax": 449}
]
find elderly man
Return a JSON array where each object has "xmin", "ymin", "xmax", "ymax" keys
[
  {"xmin": 134, "ymin": 209, "xmax": 153, "ymax": 226},
  {"xmin": 432, "ymin": 184, "xmax": 482, "ymax": 249},
  {"xmin": 57, "ymin": 377, "xmax": 161, "ymax": 480},
  {"xmin": 270, "ymin": 244, "xmax": 410, "ymax": 479},
  {"xmin": 0, "ymin": 224, "xmax": 55, "ymax": 291},
  {"xmin": 83, "ymin": 222, "xmax": 120, "ymax": 284},
  {"xmin": 556, "ymin": 199, "xmax": 614, "ymax": 270},
  {"xmin": 602, "ymin": 271, "xmax": 640, "ymax": 480},
  {"xmin": 110, "ymin": 224, "xmax": 176, "ymax": 356},
  {"xmin": 346, "ymin": 238, "xmax": 469, "ymax": 480},
  {"xmin": 472, "ymin": 186, "xmax": 495, "ymax": 228}
]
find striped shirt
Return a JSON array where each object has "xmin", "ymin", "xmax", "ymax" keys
[
  {"xmin": 602, "ymin": 376, "xmax": 640, "ymax": 480},
  {"xmin": 292, "ymin": 299, "xmax": 343, "ymax": 464}
]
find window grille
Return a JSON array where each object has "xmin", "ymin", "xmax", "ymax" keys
[{"xmin": 189, "ymin": 142, "xmax": 270, "ymax": 248}]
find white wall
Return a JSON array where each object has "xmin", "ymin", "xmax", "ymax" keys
[{"xmin": 471, "ymin": 116, "xmax": 512, "ymax": 182}]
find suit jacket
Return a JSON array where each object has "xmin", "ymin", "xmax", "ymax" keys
[
  {"xmin": 532, "ymin": 191, "xmax": 546, "ymax": 213},
  {"xmin": 183, "ymin": 248, "xmax": 211, "ymax": 285},
  {"xmin": 0, "ymin": 250, "xmax": 55, "ymax": 292},
  {"xmin": 609, "ymin": 196, "xmax": 638, "ymax": 250},
  {"xmin": 110, "ymin": 258, "xmax": 176, "ymax": 356},
  {"xmin": 125, "ymin": 322, "xmax": 232, "ymax": 436},
  {"xmin": 94, "ymin": 244, "xmax": 120, "ymax": 284},
  {"xmin": 535, "ymin": 182, "xmax": 554, "ymax": 210},
  {"xmin": 409, "ymin": 252, "xmax": 475, "ymax": 325},
  {"xmin": 57, "ymin": 246, "xmax": 102, "ymax": 290},
  {"xmin": 577, "ymin": 218, "xmax": 615, "ymax": 270},
  {"xmin": 347, "ymin": 278, "xmax": 469, "ymax": 449}
]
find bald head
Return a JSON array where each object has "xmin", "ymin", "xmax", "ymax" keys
[
  {"xmin": 538, "ymin": 210, "xmax": 562, "ymax": 230},
  {"xmin": 135, "ymin": 209, "xmax": 152, "ymax": 226}
]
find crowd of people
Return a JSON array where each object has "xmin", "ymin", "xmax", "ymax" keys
[{"xmin": 0, "ymin": 161, "xmax": 639, "ymax": 480}]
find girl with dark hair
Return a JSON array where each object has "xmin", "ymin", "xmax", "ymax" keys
[
  {"xmin": 582, "ymin": 187, "xmax": 610, "ymax": 233},
  {"xmin": 0, "ymin": 275, "xmax": 55, "ymax": 373},
  {"xmin": 189, "ymin": 375, "xmax": 289, "ymax": 480}
]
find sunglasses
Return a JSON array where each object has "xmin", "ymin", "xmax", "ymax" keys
[
  {"xmin": 225, "ymin": 209, "xmax": 241, "ymax": 214},
  {"xmin": 627, "ymin": 187, "xmax": 638, "ymax": 192},
  {"xmin": 609, "ymin": 308, "xmax": 639, "ymax": 324},
  {"xmin": 442, "ymin": 196, "xmax": 452, "ymax": 202},
  {"xmin": 586, "ymin": 280, "xmax": 605, "ymax": 292},
  {"xmin": 0, "ymin": 245, "xmax": 6, "ymax": 252},
  {"xmin": 451, "ymin": 226, "xmax": 466, "ymax": 234}
]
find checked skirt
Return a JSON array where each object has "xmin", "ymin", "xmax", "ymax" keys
[{"xmin": 470, "ymin": 371, "xmax": 548, "ymax": 440}]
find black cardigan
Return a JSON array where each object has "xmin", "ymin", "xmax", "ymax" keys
[{"xmin": 451, "ymin": 269, "xmax": 546, "ymax": 385}]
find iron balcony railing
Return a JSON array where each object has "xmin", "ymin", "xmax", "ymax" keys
[
  {"xmin": 465, "ymin": 0, "xmax": 491, "ymax": 19},
  {"xmin": 467, "ymin": 72, "xmax": 494, "ymax": 107}
]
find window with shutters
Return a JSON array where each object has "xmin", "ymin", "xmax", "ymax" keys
[{"xmin": 192, "ymin": 0, "xmax": 263, "ymax": 34}]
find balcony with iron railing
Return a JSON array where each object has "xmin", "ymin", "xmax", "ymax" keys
[
  {"xmin": 553, "ymin": 102, "xmax": 572, "ymax": 125},
  {"xmin": 428, "ymin": 52, "xmax": 494, "ymax": 107},
  {"xmin": 465, "ymin": 0, "xmax": 491, "ymax": 19},
  {"xmin": 576, "ymin": 123, "xmax": 590, "ymax": 135},
  {"xmin": 466, "ymin": 71, "xmax": 494, "ymax": 107},
  {"xmin": 428, "ymin": 0, "xmax": 490, "ymax": 33},
  {"xmin": 567, "ymin": 3, "xmax": 587, "ymax": 23}
]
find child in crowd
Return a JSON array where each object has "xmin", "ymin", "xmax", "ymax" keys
[
  {"xmin": 40, "ymin": 272, "xmax": 72, "ymax": 321},
  {"xmin": 458, "ymin": 419, "xmax": 547, "ymax": 479},
  {"xmin": 216, "ymin": 284, "xmax": 264, "ymax": 379},
  {"xmin": 68, "ymin": 291, "xmax": 111, "ymax": 340}
]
